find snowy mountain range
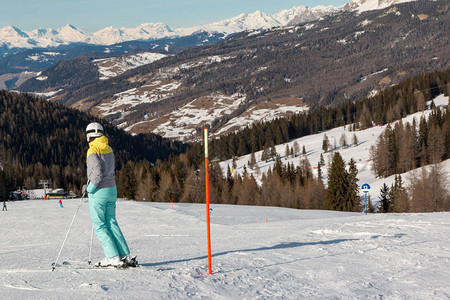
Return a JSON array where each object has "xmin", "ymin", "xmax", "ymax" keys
[
  {"xmin": 0, "ymin": 0, "xmax": 416, "ymax": 50},
  {"xmin": 0, "ymin": 6, "xmax": 337, "ymax": 49}
]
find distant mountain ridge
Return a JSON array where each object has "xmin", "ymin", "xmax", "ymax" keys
[
  {"xmin": 0, "ymin": 0, "xmax": 420, "ymax": 53},
  {"xmin": 0, "ymin": 31, "xmax": 226, "ymax": 89},
  {"xmin": 0, "ymin": 5, "xmax": 339, "ymax": 50}
]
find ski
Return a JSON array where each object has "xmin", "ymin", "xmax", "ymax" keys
[
  {"xmin": 52, "ymin": 264, "xmax": 174, "ymax": 271},
  {"xmin": 124, "ymin": 255, "xmax": 139, "ymax": 267},
  {"xmin": 53, "ymin": 264, "xmax": 130, "ymax": 270},
  {"xmin": 92, "ymin": 262, "xmax": 129, "ymax": 269},
  {"xmin": 67, "ymin": 266, "xmax": 129, "ymax": 270},
  {"xmin": 52, "ymin": 257, "xmax": 140, "ymax": 270}
]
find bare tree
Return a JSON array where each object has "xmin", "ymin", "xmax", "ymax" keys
[
  {"xmin": 409, "ymin": 165, "xmax": 449, "ymax": 212},
  {"xmin": 428, "ymin": 124, "xmax": 445, "ymax": 164}
]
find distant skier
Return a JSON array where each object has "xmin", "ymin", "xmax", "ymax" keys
[
  {"xmin": 59, "ymin": 199, "xmax": 63, "ymax": 208},
  {"xmin": 2, "ymin": 199, "xmax": 6, "ymax": 211},
  {"xmin": 83, "ymin": 122, "xmax": 137, "ymax": 268}
]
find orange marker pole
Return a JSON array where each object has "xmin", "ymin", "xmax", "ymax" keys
[{"xmin": 204, "ymin": 127, "xmax": 212, "ymax": 275}]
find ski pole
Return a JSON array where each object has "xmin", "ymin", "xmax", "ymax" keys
[
  {"xmin": 88, "ymin": 224, "xmax": 94, "ymax": 265},
  {"xmin": 52, "ymin": 192, "xmax": 86, "ymax": 271}
]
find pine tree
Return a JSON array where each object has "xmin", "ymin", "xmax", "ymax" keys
[
  {"xmin": 352, "ymin": 133, "xmax": 358, "ymax": 146},
  {"xmin": 302, "ymin": 145, "xmax": 306, "ymax": 156},
  {"xmin": 249, "ymin": 151, "xmax": 257, "ymax": 170},
  {"xmin": 322, "ymin": 134, "xmax": 330, "ymax": 152},
  {"xmin": 378, "ymin": 183, "xmax": 391, "ymax": 213},
  {"xmin": 339, "ymin": 132, "xmax": 347, "ymax": 148},
  {"xmin": 319, "ymin": 153, "xmax": 325, "ymax": 167},
  {"xmin": 118, "ymin": 162, "xmax": 137, "ymax": 200},
  {"xmin": 270, "ymin": 143, "xmax": 278, "ymax": 161},
  {"xmin": 262, "ymin": 141, "xmax": 271, "ymax": 162},
  {"xmin": 274, "ymin": 155, "xmax": 283, "ymax": 179},
  {"xmin": 226, "ymin": 165, "xmax": 234, "ymax": 187},
  {"xmin": 347, "ymin": 158, "xmax": 359, "ymax": 211},
  {"xmin": 317, "ymin": 162, "xmax": 322, "ymax": 180},
  {"xmin": 385, "ymin": 125, "xmax": 399, "ymax": 175},
  {"xmin": 285, "ymin": 144, "xmax": 290, "ymax": 160},
  {"xmin": 418, "ymin": 116, "xmax": 428, "ymax": 166},
  {"xmin": 325, "ymin": 152, "xmax": 349, "ymax": 211},
  {"xmin": 0, "ymin": 169, "xmax": 8, "ymax": 201}
]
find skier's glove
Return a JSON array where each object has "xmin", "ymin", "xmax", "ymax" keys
[{"xmin": 82, "ymin": 184, "xmax": 87, "ymax": 194}]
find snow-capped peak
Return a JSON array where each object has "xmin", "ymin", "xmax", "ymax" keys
[
  {"xmin": 56, "ymin": 24, "xmax": 91, "ymax": 43},
  {"xmin": 199, "ymin": 10, "xmax": 281, "ymax": 35},
  {"xmin": 0, "ymin": 25, "xmax": 29, "ymax": 38},
  {"xmin": 92, "ymin": 26, "xmax": 131, "ymax": 45},
  {"xmin": 122, "ymin": 23, "xmax": 175, "ymax": 41},
  {"xmin": 0, "ymin": 26, "xmax": 35, "ymax": 48},
  {"xmin": 275, "ymin": 5, "xmax": 339, "ymax": 26}
]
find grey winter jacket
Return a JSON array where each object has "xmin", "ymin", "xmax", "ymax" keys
[{"xmin": 86, "ymin": 136, "xmax": 116, "ymax": 192}]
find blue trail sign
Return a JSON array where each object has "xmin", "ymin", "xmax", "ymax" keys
[{"xmin": 361, "ymin": 183, "xmax": 371, "ymax": 215}]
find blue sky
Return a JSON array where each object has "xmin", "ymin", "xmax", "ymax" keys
[{"xmin": 3, "ymin": 0, "xmax": 348, "ymax": 32}]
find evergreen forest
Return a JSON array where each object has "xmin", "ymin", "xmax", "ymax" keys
[{"xmin": 0, "ymin": 90, "xmax": 186, "ymax": 195}]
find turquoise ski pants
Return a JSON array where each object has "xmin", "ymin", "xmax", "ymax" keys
[{"xmin": 88, "ymin": 186, "xmax": 130, "ymax": 258}]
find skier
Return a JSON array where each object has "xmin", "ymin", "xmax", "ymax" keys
[
  {"xmin": 83, "ymin": 122, "xmax": 137, "ymax": 268},
  {"xmin": 59, "ymin": 199, "xmax": 63, "ymax": 208},
  {"xmin": 2, "ymin": 199, "xmax": 6, "ymax": 211}
]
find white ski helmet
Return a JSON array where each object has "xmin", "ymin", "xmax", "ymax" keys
[{"xmin": 86, "ymin": 122, "xmax": 104, "ymax": 142}]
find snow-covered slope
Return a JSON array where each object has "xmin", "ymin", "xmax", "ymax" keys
[
  {"xmin": 0, "ymin": 199, "xmax": 448, "ymax": 298},
  {"xmin": 93, "ymin": 52, "xmax": 168, "ymax": 80},
  {"xmin": 219, "ymin": 94, "xmax": 450, "ymax": 202},
  {"xmin": 344, "ymin": 0, "xmax": 417, "ymax": 12},
  {"xmin": 0, "ymin": 5, "xmax": 339, "ymax": 48}
]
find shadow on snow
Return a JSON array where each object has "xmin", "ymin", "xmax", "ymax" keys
[{"xmin": 140, "ymin": 238, "xmax": 358, "ymax": 268}]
